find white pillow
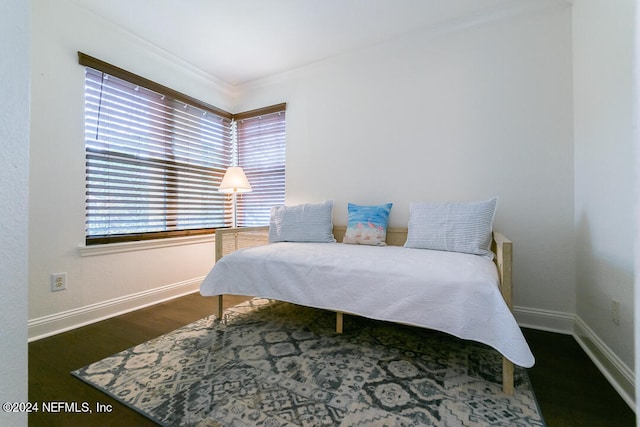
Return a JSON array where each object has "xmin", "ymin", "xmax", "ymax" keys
[
  {"xmin": 268, "ymin": 200, "xmax": 336, "ymax": 243},
  {"xmin": 404, "ymin": 197, "xmax": 497, "ymax": 259}
]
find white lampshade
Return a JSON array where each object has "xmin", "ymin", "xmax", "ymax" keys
[{"xmin": 218, "ymin": 166, "xmax": 252, "ymax": 193}]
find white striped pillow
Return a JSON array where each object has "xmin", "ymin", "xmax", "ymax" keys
[
  {"xmin": 268, "ymin": 200, "xmax": 336, "ymax": 243},
  {"xmin": 404, "ymin": 197, "xmax": 497, "ymax": 259}
]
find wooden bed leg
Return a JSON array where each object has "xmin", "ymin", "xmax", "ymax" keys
[
  {"xmin": 503, "ymin": 357, "xmax": 514, "ymax": 395},
  {"xmin": 336, "ymin": 312, "xmax": 344, "ymax": 334},
  {"xmin": 216, "ymin": 295, "xmax": 223, "ymax": 321}
]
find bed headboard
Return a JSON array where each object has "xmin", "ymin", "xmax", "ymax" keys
[
  {"xmin": 214, "ymin": 225, "xmax": 408, "ymax": 261},
  {"xmin": 331, "ymin": 226, "xmax": 407, "ymax": 247}
]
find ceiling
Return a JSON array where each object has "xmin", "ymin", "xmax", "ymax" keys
[{"xmin": 70, "ymin": 0, "xmax": 564, "ymax": 86}]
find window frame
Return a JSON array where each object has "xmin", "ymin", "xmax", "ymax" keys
[{"xmin": 79, "ymin": 52, "xmax": 286, "ymax": 245}]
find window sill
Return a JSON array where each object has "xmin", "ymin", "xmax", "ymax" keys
[{"xmin": 79, "ymin": 234, "xmax": 215, "ymax": 257}]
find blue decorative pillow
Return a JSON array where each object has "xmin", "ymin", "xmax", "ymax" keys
[
  {"xmin": 404, "ymin": 197, "xmax": 497, "ymax": 258},
  {"xmin": 343, "ymin": 203, "xmax": 393, "ymax": 246},
  {"xmin": 268, "ymin": 200, "xmax": 336, "ymax": 243}
]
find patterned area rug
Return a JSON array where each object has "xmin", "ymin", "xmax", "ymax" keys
[{"xmin": 72, "ymin": 298, "xmax": 545, "ymax": 426}]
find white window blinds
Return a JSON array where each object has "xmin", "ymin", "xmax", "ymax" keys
[
  {"xmin": 80, "ymin": 53, "xmax": 286, "ymax": 244},
  {"xmin": 83, "ymin": 65, "xmax": 233, "ymax": 243},
  {"xmin": 236, "ymin": 107, "xmax": 286, "ymax": 226}
]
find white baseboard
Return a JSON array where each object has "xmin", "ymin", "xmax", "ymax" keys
[
  {"xmin": 28, "ymin": 277, "xmax": 204, "ymax": 342},
  {"xmin": 515, "ymin": 305, "xmax": 635, "ymax": 411},
  {"xmin": 514, "ymin": 305, "xmax": 575, "ymax": 334},
  {"xmin": 573, "ymin": 316, "xmax": 635, "ymax": 410}
]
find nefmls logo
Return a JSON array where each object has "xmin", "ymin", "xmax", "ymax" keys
[{"xmin": 42, "ymin": 401, "xmax": 92, "ymax": 413}]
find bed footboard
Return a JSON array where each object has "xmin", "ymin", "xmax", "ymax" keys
[{"xmin": 492, "ymin": 231, "xmax": 514, "ymax": 395}]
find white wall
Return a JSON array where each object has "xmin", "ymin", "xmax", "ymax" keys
[
  {"xmin": 236, "ymin": 6, "xmax": 575, "ymax": 317},
  {"xmin": 573, "ymin": 0, "xmax": 636, "ymax": 401},
  {"xmin": 28, "ymin": 0, "xmax": 234, "ymax": 338},
  {"xmin": 1, "ymin": 0, "xmax": 30, "ymax": 425}
]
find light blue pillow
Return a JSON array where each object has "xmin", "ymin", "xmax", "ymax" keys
[
  {"xmin": 268, "ymin": 200, "xmax": 336, "ymax": 243},
  {"xmin": 404, "ymin": 197, "xmax": 497, "ymax": 258},
  {"xmin": 343, "ymin": 203, "xmax": 393, "ymax": 246}
]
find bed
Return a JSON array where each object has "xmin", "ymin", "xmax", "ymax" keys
[{"xmin": 200, "ymin": 224, "xmax": 534, "ymax": 395}]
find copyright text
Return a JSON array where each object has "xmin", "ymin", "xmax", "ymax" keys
[{"xmin": 3, "ymin": 401, "xmax": 113, "ymax": 414}]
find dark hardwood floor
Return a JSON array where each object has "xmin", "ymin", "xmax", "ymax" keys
[
  {"xmin": 29, "ymin": 293, "xmax": 635, "ymax": 426},
  {"xmin": 523, "ymin": 328, "xmax": 635, "ymax": 426}
]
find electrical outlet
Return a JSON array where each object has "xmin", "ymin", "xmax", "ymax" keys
[
  {"xmin": 611, "ymin": 299, "xmax": 620, "ymax": 325},
  {"xmin": 51, "ymin": 273, "xmax": 67, "ymax": 292}
]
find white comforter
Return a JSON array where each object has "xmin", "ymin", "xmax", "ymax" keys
[{"xmin": 200, "ymin": 242, "xmax": 534, "ymax": 368}]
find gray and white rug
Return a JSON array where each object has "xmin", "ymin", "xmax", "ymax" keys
[{"xmin": 72, "ymin": 298, "xmax": 545, "ymax": 426}]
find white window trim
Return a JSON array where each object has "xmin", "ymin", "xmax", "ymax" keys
[{"xmin": 79, "ymin": 233, "xmax": 215, "ymax": 257}]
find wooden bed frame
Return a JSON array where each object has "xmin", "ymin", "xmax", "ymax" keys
[{"xmin": 212, "ymin": 225, "xmax": 515, "ymax": 394}]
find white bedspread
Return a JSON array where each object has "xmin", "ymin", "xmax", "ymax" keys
[{"xmin": 200, "ymin": 242, "xmax": 534, "ymax": 368}]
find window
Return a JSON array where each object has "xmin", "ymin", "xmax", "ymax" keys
[
  {"xmin": 235, "ymin": 106, "xmax": 286, "ymax": 226},
  {"xmin": 80, "ymin": 53, "xmax": 285, "ymax": 244}
]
